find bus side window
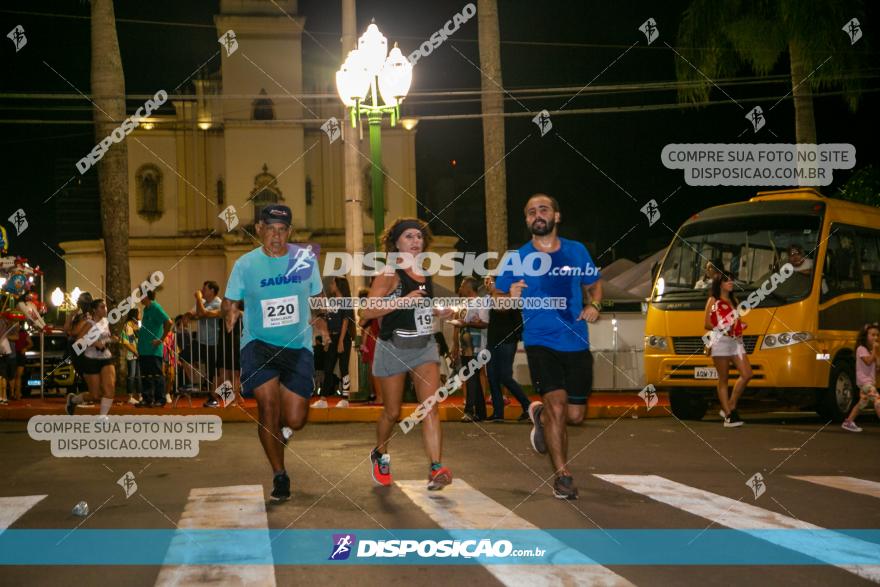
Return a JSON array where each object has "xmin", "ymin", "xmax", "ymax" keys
[
  {"xmin": 857, "ymin": 229, "xmax": 880, "ymax": 292},
  {"xmin": 822, "ymin": 228, "xmax": 860, "ymax": 301}
]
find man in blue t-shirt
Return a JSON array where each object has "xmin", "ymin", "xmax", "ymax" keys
[
  {"xmin": 223, "ymin": 204, "xmax": 329, "ymax": 502},
  {"xmin": 494, "ymin": 193, "xmax": 603, "ymax": 500}
]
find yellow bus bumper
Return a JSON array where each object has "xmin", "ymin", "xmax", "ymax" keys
[{"xmin": 644, "ymin": 342, "xmax": 830, "ymax": 389}]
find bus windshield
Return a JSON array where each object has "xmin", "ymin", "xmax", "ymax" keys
[{"xmin": 654, "ymin": 214, "xmax": 822, "ymax": 306}]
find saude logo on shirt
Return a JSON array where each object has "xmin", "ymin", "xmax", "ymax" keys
[{"xmin": 259, "ymin": 244, "xmax": 318, "ymax": 287}]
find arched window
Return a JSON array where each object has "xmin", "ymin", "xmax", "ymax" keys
[
  {"xmin": 253, "ymin": 88, "xmax": 275, "ymax": 121},
  {"xmin": 250, "ymin": 164, "xmax": 283, "ymax": 224},
  {"xmin": 135, "ymin": 164, "xmax": 163, "ymax": 222}
]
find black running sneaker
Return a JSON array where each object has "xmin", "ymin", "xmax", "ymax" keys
[
  {"xmin": 65, "ymin": 393, "xmax": 76, "ymax": 416},
  {"xmin": 270, "ymin": 472, "xmax": 291, "ymax": 502},
  {"xmin": 528, "ymin": 401, "xmax": 547, "ymax": 454},
  {"xmin": 728, "ymin": 410, "xmax": 745, "ymax": 426},
  {"xmin": 553, "ymin": 475, "xmax": 579, "ymax": 500}
]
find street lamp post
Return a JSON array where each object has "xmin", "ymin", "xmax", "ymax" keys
[{"xmin": 336, "ymin": 23, "xmax": 413, "ymax": 251}]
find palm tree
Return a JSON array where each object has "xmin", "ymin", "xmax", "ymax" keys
[
  {"xmin": 90, "ymin": 0, "xmax": 131, "ymax": 313},
  {"xmin": 478, "ymin": 0, "xmax": 508, "ymax": 256},
  {"xmin": 675, "ymin": 0, "xmax": 865, "ymax": 144}
]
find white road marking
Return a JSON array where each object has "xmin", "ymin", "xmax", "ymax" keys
[
  {"xmin": 154, "ymin": 485, "xmax": 274, "ymax": 587},
  {"xmin": 791, "ymin": 476, "xmax": 880, "ymax": 500},
  {"xmin": 397, "ymin": 479, "xmax": 633, "ymax": 587},
  {"xmin": 596, "ymin": 474, "xmax": 880, "ymax": 583},
  {"xmin": 0, "ymin": 495, "xmax": 47, "ymax": 532}
]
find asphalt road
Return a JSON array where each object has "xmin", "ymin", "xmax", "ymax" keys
[{"xmin": 1, "ymin": 410, "xmax": 879, "ymax": 586}]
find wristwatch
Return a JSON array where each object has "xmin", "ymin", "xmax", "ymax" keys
[{"xmin": 589, "ymin": 301, "xmax": 602, "ymax": 312}]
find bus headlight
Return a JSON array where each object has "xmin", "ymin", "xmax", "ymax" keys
[
  {"xmin": 761, "ymin": 331, "xmax": 812, "ymax": 349},
  {"xmin": 645, "ymin": 335, "xmax": 668, "ymax": 350}
]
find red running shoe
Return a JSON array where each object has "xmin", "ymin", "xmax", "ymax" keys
[
  {"xmin": 427, "ymin": 466, "xmax": 453, "ymax": 491},
  {"xmin": 370, "ymin": 448, "xmax": 392, "ymax": 486}
]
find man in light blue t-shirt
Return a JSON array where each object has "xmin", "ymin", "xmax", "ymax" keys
[
  {"xmin": 223, "ymin": 204, "xmax": 329, "ymax": 502},
  {"xmin": 494, "ymin": 193, "xmax": 603, "ymax": 501}
]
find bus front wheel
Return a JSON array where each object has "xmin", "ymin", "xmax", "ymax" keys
[
  {"xmin": 669, "ymin": 390, "xmax": 708, "ymax": 421},
  {"xmin": 818, "ymin": 361, "xmax": 855, "ymax": 423}
]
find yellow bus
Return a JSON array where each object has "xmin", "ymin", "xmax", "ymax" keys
[{"xmin": 644, "ymin": 187, "xmax": 880, "ymax": 421}]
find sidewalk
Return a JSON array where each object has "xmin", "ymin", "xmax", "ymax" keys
[{"xmin": 0, "ymin": 391, "xmax": 668, "ymax": 423}]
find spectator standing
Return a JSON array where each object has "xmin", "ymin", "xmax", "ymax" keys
[
  {"xmin": 134, "ymin": 290, "xmax": 172, "ymax": 408},
  {"xmin": 188, "ymin": 281, "xmax": 223, "ymax": 407},
  {"xmin": 219, "ymin": 300, "xmax": 244, "ymax": 405},
  {"xmin": 358, "ymin": 287, "xmax": 381, "ymax": 404},
  {"xmin": 451, "ymin": 276, "xmax": 489, "ymax": 422},
  {"xmin": 0, "ymin": 320, "xmax": 13, "ymax": 405},
  {"xmin": 11, "ymin": 325, "xmax": 32, "ymax": 401},
  {"xmin": 121, "ymin": 308, "xmax": 141, "ymax": 405},
  {"xmin": 318, "ymin": 277, "xmax": 354, "ymax": 408},
  {"xmin": 484, "ymin": 276, "xmax": 530, "ymax": 421}
]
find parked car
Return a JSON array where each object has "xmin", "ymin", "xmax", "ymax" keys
[{"xmin": 22, "ymin": 329, "xmax": 79, "ymax": 397}]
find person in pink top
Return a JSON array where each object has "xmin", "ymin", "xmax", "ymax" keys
[{"xmin": 842, "ymin": 323, "xmax": 880, "ymax": 432}]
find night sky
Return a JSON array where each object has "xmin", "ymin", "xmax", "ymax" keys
[{"xmin": 1, "ymin": 0, "xmax": 878, "ymax": 294}]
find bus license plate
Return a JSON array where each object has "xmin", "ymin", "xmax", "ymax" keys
[
  {"xmin": 27, "ymin": 379, "xmax": 42, "ymax": 386},
  {"xmin": 694, "ymin": 367, "xmax": 718, "ymax": 379}
]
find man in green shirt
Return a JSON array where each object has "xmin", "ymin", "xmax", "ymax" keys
[{"xmin": 136, "ymin": 290, "xmax": 172, "ymax": 407}]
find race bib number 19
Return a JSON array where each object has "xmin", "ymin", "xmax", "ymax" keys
[
  {"xmin": 414, "ymin": 307, "xmax": 433, "ymax": 335},
  {"xmin": 261, "ymin": 295, "xmax": 299, "ymax": 328}
]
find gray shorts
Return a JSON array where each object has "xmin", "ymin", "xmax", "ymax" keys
[
  {"xmin": 710, "ymin": 335, "xmax": 746, "ymax": 358},
  {"xmin": 372, "ymin": 337, "xmax": 440, "ymax": 377}
]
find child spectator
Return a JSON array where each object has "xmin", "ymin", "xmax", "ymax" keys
[
  {"xmin": 121, "ymin": 308, "xmax": 141, "ymax": 405},
  {"xmin": 842, "ymin": 322, "xmax": 880, "ymax": 432}
]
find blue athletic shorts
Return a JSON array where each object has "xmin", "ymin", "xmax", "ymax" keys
[{"xmin": 240, "ymin": 340, "xmax": 314, "ymax": 399}]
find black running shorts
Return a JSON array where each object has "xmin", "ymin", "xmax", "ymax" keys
[{"xmin": 525, "ymin": 345, "xmax": 593, "ymax": 405}]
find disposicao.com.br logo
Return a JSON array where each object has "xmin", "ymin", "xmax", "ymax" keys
[{"xmin": 328, "ymin": 535, "xmax": 545, "ymax": 560}]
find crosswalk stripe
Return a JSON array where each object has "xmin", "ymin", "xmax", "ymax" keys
[
  {"xmin": 396, "ymin": 479, "xmax": 633, "ymax": 587},
  {"xmin": 596, "ymin": 474, "xmax": 880, "ymax": 583},
  {"xmin": 0, "ymin": 495, "xmax": 46, "ymax": 532},
  {"xmin": 154, "ymin": 485, "xmax": 274, "ymax": 587},
  {"xmin": 791, "ymin": 476, "xmax": 880, "ymax": 500}
]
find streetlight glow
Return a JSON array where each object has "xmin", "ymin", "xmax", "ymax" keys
[
  {"xmin": 335, "ymin": 50, "xmax": 370, "ymax": 107},
  {"xmin": 51, "ymin": 287, "xmax": 64, "ymax": 307},
  {"xmin": 357, "ymin": 23, "xmax": 388, "ymax": 76},
  {"xmin": 335, "ymin": 21, "xmax": 413, "ymax": 250},
  {"xmin": 378, "ymin": 46, "xmax": 413, "ymax": 108}
]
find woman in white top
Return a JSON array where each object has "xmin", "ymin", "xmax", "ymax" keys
[{"xmin": 68, "ymin": 299, "xmax": 117, "ymax": 416}]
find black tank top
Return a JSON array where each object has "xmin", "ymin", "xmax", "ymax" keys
[{"xmin": 379, "ymin": 270, "xmax": 433, "ymax": 340}]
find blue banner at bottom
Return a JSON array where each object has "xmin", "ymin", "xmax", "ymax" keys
[{"xmin": 0, "ymin": 529, "xmax": 878, "ymax": 565}]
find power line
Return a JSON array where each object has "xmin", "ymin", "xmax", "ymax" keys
[
  {"xmin": 2, "ymin": 87, "xmax": 877, "ymax": 125},
  {"xmin": 2, "ymin": 70, "xmax": 877, "ymax": 105},
  {"xmin": 3, "ymin": 9, "xmax": 878, "ymax": 54}
]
